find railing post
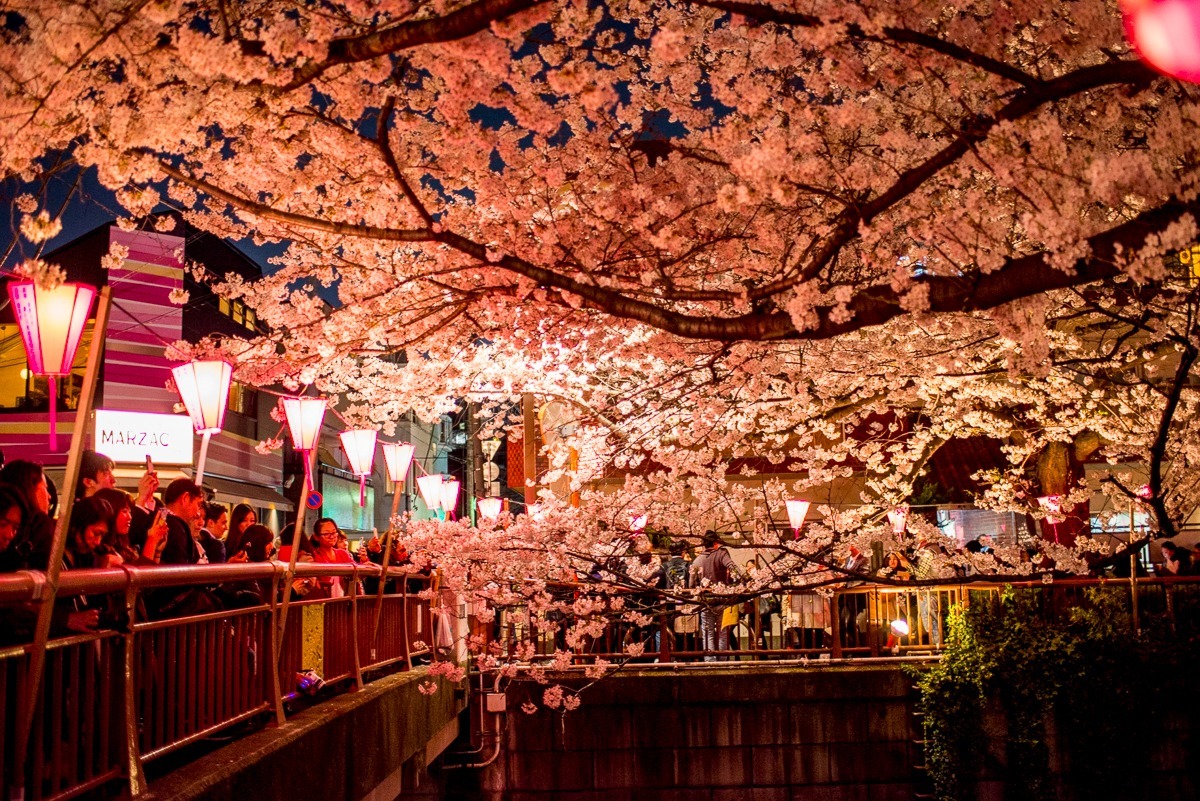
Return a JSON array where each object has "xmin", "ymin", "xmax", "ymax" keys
[
  {"xmin": 401, "ymin": 579, "xmax": 412, "ymax": 669},
  {"xmin": 350, "ymin": 569, "xmax": 364, "ymax": 690},
  {"xmin": 868, "ymin": 588, "xmax": 880, "ymax": 657},
  {"xmin": 269, "ymin": 564, "xmax": 286, "ymax": 725},
  {"xmin": 121, "ymin": 579, "xmax": 147, "ymax": 797},
  {"xmin": 1130, "ymin": 552, "xmax": 1141, "ymax": 637},
  {"xmin": 829, "ymin": 590, "xmax": 842, "ymax": 660}
]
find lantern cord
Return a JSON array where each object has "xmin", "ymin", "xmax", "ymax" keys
[{"xmin": 359, "ymin": 474, "xmax": 367, "ymax": 507}]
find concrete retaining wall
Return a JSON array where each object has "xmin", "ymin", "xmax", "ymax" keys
[{"xmin": 462, "ymin": 665, "xmax": 917, "ymax": 801}]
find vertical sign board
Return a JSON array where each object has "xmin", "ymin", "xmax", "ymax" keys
[{"xmin": 94, "ymin": 409, "xmax": 194, "ymax": 465}]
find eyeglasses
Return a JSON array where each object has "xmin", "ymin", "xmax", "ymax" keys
[{"xmin": 318, "ymin": 529, "xmax": 338, "ymax": 537}]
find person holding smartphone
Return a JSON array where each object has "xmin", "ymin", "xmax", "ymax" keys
[{"xmin": 77, "ymin": 450, "xmax": 162, "ymax": 553}]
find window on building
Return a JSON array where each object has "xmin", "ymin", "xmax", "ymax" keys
[
  {"xmin": 0, "ymin": 323, "xmax": 93, "ymax": 411},
  {"xmin": 245, "ymin": 308, "xmax": 257, "ymax": 330},
  {"xmin": 228, "ymin": 381, "xmax": 258, "ymax": 416},
  {"xmin": 232, "ymin": 300, "xmax": 244, "ymax": 325}
]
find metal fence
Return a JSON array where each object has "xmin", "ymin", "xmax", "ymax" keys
[
  {"xmin": 481, "ymin": 575, "xmax": 1200, "ymax": 663},
  {"xmin": 0, "ymin": 562, "xmax": 433, "ymax": 801}
]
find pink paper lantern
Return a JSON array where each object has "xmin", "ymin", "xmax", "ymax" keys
[
  {"xmin": 478, "ymin": 497, "xmax": 503, "ymax": 520},
  {"xmin": 172, "ymin": 360, "xmax": 232, "ymax": 434},
  {"xmin": 340, "ymin": 428, "xmax": 377, "ymax": 507},
  {"xmin": 785, "ymin": 499, "xmax": 811, "ymax": 535},
  {"xmin": 416, "ymin": 474, "xmax": 444, "ymax": 511},
  {"xmin": 8, "ymin": 280, "xmax": 96, "ymax": 449},
  {"xmin": 1123, "ymin": 0, "xmax": 1200, "ymax": 82},
  {"xmin": 171, "ymin": 359, "xmax": 233, "ymax": 486},
  {"xmin": 440, "ymin": 479, "xmax": 461, "ymax": 519},
  {"xmin": 381, "ymin": 441, "xmax": 415, "ymax": 484},
  {"xmin": 282, "ymin": 396, "xmax": 326, "ymax": 490},
  {"xmin": 887, "ymin": 506, "xmax": 909, "ymax": 535}
]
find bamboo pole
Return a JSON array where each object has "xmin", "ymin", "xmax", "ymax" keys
[
  {"xmin": 14, "ymin": 287, "xmax": 112, "ymax": 797},
  {"xmin": 272, "ymin": 446, "xmax": 317, "ymax": 724}
]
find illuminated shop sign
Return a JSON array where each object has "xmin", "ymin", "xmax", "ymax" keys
[{"xmin": 94, "ymin": 409, "xmax": 194, "ymax": 465}]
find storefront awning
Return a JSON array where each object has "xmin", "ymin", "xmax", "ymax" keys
[{"xmin": 193, "ymin": 474, "xmax": 294, "ymax": 512}]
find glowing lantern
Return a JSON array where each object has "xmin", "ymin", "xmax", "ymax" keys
[
  {"xmin": 631, "ymin": 514, "xmax": 648, "ymax": 532},
  {"xmin": 8, "ymin": 281, "xmax": 96, "ymax": 449},
  {"xmin": 478, "ymin": 497, "xmax": 503, "ymax": 520},
  {"xmin": 381, "ymin": 441, "xmax": 415, "ymax": 484},
  {"xmin": 440, "ymin": 479, "xmax": 461, "ymax": 519},
  {"xmin": 887, "ymin": 506, "xmax": 909, "ymax": 535},
  {"xmin": 1123, "ymin": 0, "xmax": 1200, "ymax": 83},
  {"xmin": 785, "ymin": 499, "xmax": 810, "ymax": 538},
  {"xmin": 171, "ymin": 359, "xmax": 232, "ymax": 486},
  {"xmin": 416, "ymin": 474, "xmax": 444, "ymax": 512},
  {"xmin": 282, "ymin": 396, "xmax": 326, "ymax": 490},
  {"xmin": 339, "ymin": 428, "xmax": 377, "ymax": 507}
]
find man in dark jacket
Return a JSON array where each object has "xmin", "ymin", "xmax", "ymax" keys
[
  {"xmin": 690, "ymin": 531, "xmax": 741, "ymax": 661},
  {"xmin": 159, "ymin": 479, "xmax": 206, "ymax": 565},
  {"xmin": 198, "ymin": 502, "xmax": 228, "ymax": 564}
]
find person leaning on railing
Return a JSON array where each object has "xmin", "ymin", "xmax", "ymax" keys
[
  {"xmin": 0, "ymin": 459, "xmax": 55, "ymax": 571},
  {"xmin": 91, "ymin": 488, "xmax": 168, "ymax": 565}
]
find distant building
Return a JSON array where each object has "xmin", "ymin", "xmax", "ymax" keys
[{"xmin": 0, "ymin": 215, "xmax": 292, "ymax": 531}]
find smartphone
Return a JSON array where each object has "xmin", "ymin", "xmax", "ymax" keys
[{"xmin": 145, "ymin": 454, "xmax": 155, "ymax": 474}]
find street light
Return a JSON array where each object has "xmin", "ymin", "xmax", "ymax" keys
[
  {"xmin": 1123, "ymin": 0, "xmax": 1200, "ymax": 83},
  {"xmin": 282, "ymin": 396, "xmax": 326, "ymax": 491},
  {"xmin": 171, "ymin": 359, "xmax": 232, "ymax": 486},
  {"xmin": 339, "ymin": 428, "xmax": 377, "ymax": 507},
  {"xmin": 785, "ymin": 499, "xmax": 810, "ymax": 539},
  {"xmin": 8, "ymin": 280, "xmax": 96, "ymax": 449}
]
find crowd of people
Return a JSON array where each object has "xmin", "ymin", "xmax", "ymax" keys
[{"xmin": 0, "ymin": 450, "xmax": 423, "ymax": 644}]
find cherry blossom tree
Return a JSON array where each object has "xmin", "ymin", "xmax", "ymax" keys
[{"xmin": 3, "ymin": 0, "xmax": 1200, "ymax": 622}]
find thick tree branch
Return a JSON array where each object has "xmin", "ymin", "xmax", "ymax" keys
[
  {"xmin": 156, "ymin": 153, "xmax": 1200, "ymax": 344},
  {"xmin": 752, "ymin": 58, "xmax": 1158, "ymax": 300},
  {"xmin": 280, "ymin": 0, "xmax": 546, "ymax": 90},
  {"xmin": 692, "ymin": 0, "xmax": 1042, "ymax": 86}
]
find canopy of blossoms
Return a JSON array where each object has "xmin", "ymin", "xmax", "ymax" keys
[{"xmin": 2, "ymin": 0, "xmax": 1199, "ymax": 606}]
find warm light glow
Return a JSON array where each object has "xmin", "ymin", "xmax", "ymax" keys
[
  {"xmin": 8, "ymin": 281, "xmax": 95, "ymax": 375},
  {"xmin": 339, "ymin": 428, "xmax": 377, "ymax": 476},
  {"xmin": 171, "ymin": 360, "xmax": 232, "ymax": 434},
  {"xmin": 416, "ymin": 474, "xmax": 444, "ymax": 510},
  {"xmin": 478, "ymin": 497, "xmax": 502, "ymax": 520},
  {"xmin": 19, "ymin": 368, "xmax": 29, "ymax": 380},
  {"xmin": 887, "ymin": 506, "xmax": 909, "ymax": 535},
  {"xmin": 281, "ymin": 397, "xmax": 326, "ymax": 451},
  {"xmin": 1123, "ymin": 0, "xmax": 1200, "ymax": 83},
  {"xmin": 890, "ymin": 619, "xmax": 910, "ymax": 637},
  {"xmin": 785, "ymin": 499, "xmax": 811, "ymax": 531},
  {"xmin": 1037, "ymin": 494, "xmax": 1064, "ymax": 525},
  {"xmin": 440, "ymin": 479, "xmax": 460, "ymax": 514},
  {"xmin": 630, "ymin": 513, "xmax": 648, "ymax": 532},
  {"xmin": 381, "ymin": 441, "xmax": 415, "ymax": 483}
]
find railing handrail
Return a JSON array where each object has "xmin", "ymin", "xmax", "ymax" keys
[{"xmin": 0, "ymin": 561, "xmax": 434, "ymax": 603}]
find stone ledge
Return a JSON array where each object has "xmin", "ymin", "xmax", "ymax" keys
[{"xmin": 143, "ymin": 668, "xmax": 466, "ymax": 801}]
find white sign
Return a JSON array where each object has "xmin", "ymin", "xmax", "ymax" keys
[{"xmin": 94, "ymin": 409, "xmax": 194, "ymax": 465}]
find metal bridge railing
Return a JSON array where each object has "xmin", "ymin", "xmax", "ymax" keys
[
  {"xmin": 477, "ymin": 575, "xmax": 1200, "ymax": 664},
  {"xmin": 0, "ymin": 562, "xmax": 433, "ymax": 801}
]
